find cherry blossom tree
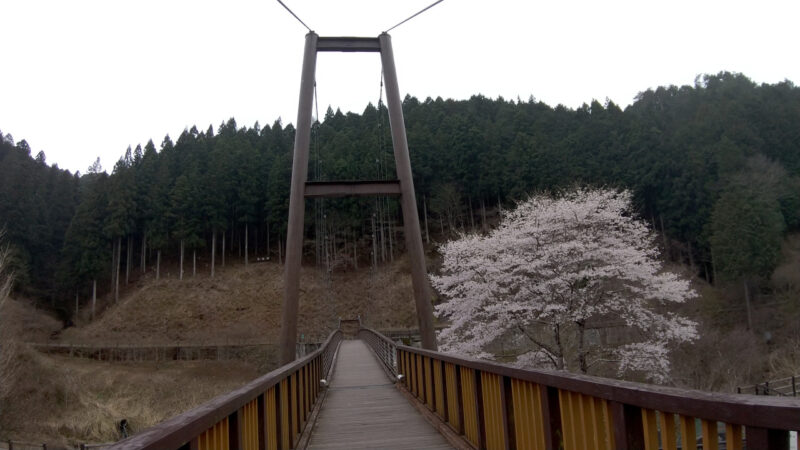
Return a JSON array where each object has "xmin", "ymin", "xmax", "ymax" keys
[{"xmin": 431, "ymin": 188, "xmax": 698, "ymax": 383}]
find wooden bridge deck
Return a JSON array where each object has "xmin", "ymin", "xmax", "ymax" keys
[{"xmin": 307, "ymin": 340, "xmax": 452, "ymax": 449}]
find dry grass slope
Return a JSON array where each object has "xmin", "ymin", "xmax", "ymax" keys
[
  {"xmin": 62, "ymin": 258, "xmax": 420, "ymax": 346},
  {"xmin": 1, "ymin": 258, "xmax": 423, "ymax": 447}
]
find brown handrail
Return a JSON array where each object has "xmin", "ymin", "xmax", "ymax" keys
[
  {"xmin": 107, "ymin": 330, "xmax": 342, "ymax": 450},
  {"xmin": 359, "ymin": 327, "xmax": 800, "ymax": 450}
]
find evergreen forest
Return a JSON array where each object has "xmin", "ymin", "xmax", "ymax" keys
[{"xmin": 1, "ymin": 72, "xmax": 799, "ymax": 318}]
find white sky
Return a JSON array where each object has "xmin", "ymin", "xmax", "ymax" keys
[{"xmin": 1, "ymin": 0, "xmax": 798, "ymax": 174}]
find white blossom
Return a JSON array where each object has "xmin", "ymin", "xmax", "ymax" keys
[{"xmin": 432, "ymin": 188, "xmax": 698, "ymax": 383}]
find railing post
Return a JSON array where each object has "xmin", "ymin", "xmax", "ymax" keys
[
  {"xmin": 474, "ymin": 369, "xmax": 486, "ymax": 449},
  {"xmin": 455, "ymin": 364, "xmax": 465, "ymax": 435},
  {"xmin": 501, "ymin": 376, "xmax": 515, "ymax": 450},
  {"xmin": 257, "ymin": 393, "xmax": 267, "ymax": 450},
  {"xmin": 540, "ymin": 386, "xmax": 561, "ymax": 450},
  {"xmin": 440, "ymin": 360, "xmax": 450, "ymax": 422},
  {"xmin": 610, "ymin": 401, "xmax": 645, "ymax": 450},
  {"xmin": 746, "ymin": 427, "xmax": 789, "ymax": 450},
  {"xmin": 229, "ymin": 409, "xmax": 242, "ymax": 450}
]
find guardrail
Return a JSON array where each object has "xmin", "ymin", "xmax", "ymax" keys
[
  {"xmin": 359, "ymin": 327, "xmax": 800, "ymax": 450},
  {"xmin": 106, "ymin": 330, "xmax": 342, "ymax": 450},
  {"xmin": 739, "ymin": 375, "xmax": 798, "ymax": 397}
]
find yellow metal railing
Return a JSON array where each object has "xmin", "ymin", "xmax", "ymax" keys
[
  {"xmin": 360, "ymin": 327, "xmax": 800, "ymax": 450},
  {"xmin": 107, "ymin": 330, "xmax": 341, "ymax": 450}
]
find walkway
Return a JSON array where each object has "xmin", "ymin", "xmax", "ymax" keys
[{"xmin": 307, "ymin": 340, "xmax": 453, "ymax": 449}]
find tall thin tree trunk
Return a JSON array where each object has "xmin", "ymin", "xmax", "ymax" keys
[
  {"xmin": 222, "ymin": 232, "xmax": 226, "ymax": 267},
  {"xmin": 744, "ymin": 280, "xmax": 754, "ymax": 331},
  {"xmin": 115, "ymin": 236, "xmax": 121, "ymax": 303},
  {"xmin": 711, "ymin": 249, "xmax": 718, "ymax": 285},
  {"xmin": 278, "ymin": 238, "xmax": 282, "ymax": 265},
  {"xmin": 687, "ymin": 240, "xmax": 695, "ymax": 273},
  {"xmin": 481, "ymin": 198, "xmax": 487, "ymax": 232},
  {"xmin": 388, "ymin": 219, "xmax": 394, "ymax": 262},
  {"xmin": 353, "ymin": 236, "xmax": 358, "ymax": 270},
  {"xmin": 577, "ymin": 322, "xmax": 587, "ymax": 374},
  {"xmin": 469, "ymin": 197, "xmax": 475, "ymax": 231},
  {"xmin": 266, "ymin": 222, "xmax": 270, "ymax": 260},
  {"xmin": 193, "ymin": 249, "xmax": 196, "ymax": 277},
  {"xmin": 379, "ymin": 202, "xmax": 386, "ymax": 263},
  {"xmin": 211, "ymin": 229, "xmax": 216, "ymax": 278},
  {"xmin": 156, "ymin": 250, "xmax": 161, "ymax": 280},
  {"xmin": 660, "ymin": 214, "xmax": 670, "ymax": 260},
  {"xmin": 92, "ymin": 279, "xmax": 97, "ymax": 320},
  {"xmin": 75, "ymin": 290, "xmax": 79, "ymax": 319},
  {"xmin": 126, "ymin": 235, "xmax": 132, "ymax": 285},
  {"xmin": 110, "ymin": 239, "xmax": 116, "ymax": 294},
  {"xmin": 141, "ymin": 232, "xmax": 147, "ymax": 273},
  {"xmin": 245, "ymin": 223, "xmax": 249, "ymax": 266},
  {"xmin": 423, "ymin": 196, "xmax": 430, "ymax": 244},
  {"xmin": 179, "ymin": 239, "xmax": 184, "ymax": 281}
]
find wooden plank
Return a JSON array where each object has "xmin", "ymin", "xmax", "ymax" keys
[
  {"xmin": 659, "ymin": 412, "xmax": 677, "ymax": 450},
  {"xmin": 307, "ymin": 340, "xmax": 451, "ymax": 449}
]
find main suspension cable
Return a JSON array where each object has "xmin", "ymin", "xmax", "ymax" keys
[
  {"xmin": 383, "ymin": 0, "xmax": 445, "ymax": 33},
  {"xmin": 276, "ymin": 0, "xmax": 313, "ymax": 32}
]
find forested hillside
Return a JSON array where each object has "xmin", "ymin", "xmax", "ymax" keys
[{"xmin": 1, "ymin": 72, "xmax": 799, "ymax": 315}]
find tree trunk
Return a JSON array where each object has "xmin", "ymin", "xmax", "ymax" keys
[
  {"xmin": 554, "ymin": 323, "xmax": 565, "ymax": 370},
  {"xmin": 266, "ymin": 222, "xmax": 270, "ymax": 260},
  {"xmin": 481, "ymin": 198, "xmax": 487, "ymax": 232},
  {"xmin": 660, "ymin": 214, "xmax": 670, "ymax": 260},
  {"xmin": 469, "ymin": 197, "xmax": 475, "ymax": 231},
  {"xmin": 423, "ymin": 196, "xmax": 430, "ymax": 244},
  {"xmin": 126, "ymin": 235, "xmax": 132, "ymax": 285},
  {"xmin": 744, "ymin": 280, "xmax": 754, "ymax": 331},
  {"xmin": 115, "ymin": 236, "xmax": 121, "ymax": 303},
  {"xmin": 577, "ymin": 322, "xmax": 588, "ymax": 374},
  {"xmin": 91, "ymin": 279, "xmax": 96, "ymax": 320},
  {"xmin": 193, "ymin": 249, "xmax": 196, "ymax": 277},
  {"xmin": 222, "ymin": 232, "xmax": 226, "ymax": 267},
  {"xmin": 75, "ymin": 290, "xmax": 79, "ymax": 319},
  {"xmin": 388, "ymin": 218, "xmax": 394, "ymax": 262},
  {"xmin": 211, "ymin": 229, "xmax": 216, "ymax": 278},
  {"xmin": 711, "ymin": 249, "xmax": 718, "ymax": 285},
  {"xmin": 110, "ymin": 239, "xmax": 116, "ymax": 294},
  {"xmin": 156, "ymin": 250, "xmax": 161, "ymax": 280},
  {"xmin": 372, "ymin": 214, "xmax": 377, "ymax": 271},
  {"xmin": 245, "ymin": 223, "xmax": 249, "ymax": 267},
  {"xmin": 353, "ymin": 237, "xmax": 358, "ymax": 270},
  {"xmin": 141, "ymin": 233, "xmax": 147, "ymax": 273},
  {"xmin": 379, "ymin": 202, "xmax": 386, "ymax": 263},
  {"xmin": 179, "ymin": 239, "xmax": 184, "ymax": 281},
  {"xmin": 687, "ymin": 240, "xmax": 695, "ymax": 273},
  {"xmin": 278, "ymin": 238, "xmax": 282, "ymax": 265}
]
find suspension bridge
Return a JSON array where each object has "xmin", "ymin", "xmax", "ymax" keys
[{"xmin": 103, "ymin": 19, "xmax": 800, "ymax": 450}]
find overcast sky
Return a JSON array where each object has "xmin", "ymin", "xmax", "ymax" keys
[{"xmin": 2, "ymin": 0, "xmax": 798, "ymax": 174}]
